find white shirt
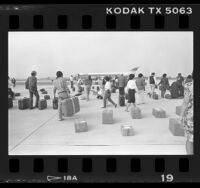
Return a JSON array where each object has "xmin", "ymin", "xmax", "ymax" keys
[
  {"xmin": 127, "ymin": 80, "xmax": 137, "ymax": 91},
  {"xmin": 105, "ymin": 81, "xmax": 112, "ymax": 91},
  {"xmin": 70, "ymin": 76, "xmax": 73, "ymax": 81}
]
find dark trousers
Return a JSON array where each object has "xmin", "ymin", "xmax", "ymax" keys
[
  {"xmin": 29, "ymin": 90, "xmax": 39, "ymax": 108},
  {"xmin": 161, "ymin": 89, "xmax": 166, "ymax": 98},
  {"xmin": 119, "ymin": 87, "xmax": 125, "ymax": 96},
  {"xmin": 71, "ymin": 81, "xmax": 73, "ymax": 89},
  {"xmin": 178, "ymin": 85, "xmax": 184, "ymax": 96}
]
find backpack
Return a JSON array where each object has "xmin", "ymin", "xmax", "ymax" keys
[{"xmin": 25, "ymin": 77, "xmax": 29, "ymax": 89}]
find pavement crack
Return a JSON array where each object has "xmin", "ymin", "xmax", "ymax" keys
[{"xmin": 9, "ymin": 112, "xmax": 58, "ymax": 153}]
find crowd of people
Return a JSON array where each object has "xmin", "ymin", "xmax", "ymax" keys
[{"xmin": 8, "ymin": 70, "xmax": 193, "ymax": 154}]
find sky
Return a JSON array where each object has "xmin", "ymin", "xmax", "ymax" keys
[{"xmin": 9, "ymin": 32, "xmax": 193, "ymax": 79}]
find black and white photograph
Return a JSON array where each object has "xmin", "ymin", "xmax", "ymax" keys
[{"xmin": 8, "ymin": 31, "xmax": 193, "ymax": 155}]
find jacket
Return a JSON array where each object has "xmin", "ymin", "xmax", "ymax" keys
[
  {"xmin": 136, "ymin": 77, "xmax": 146, "ymax": 90},
  {"xmin": 118, "ymin": 75, "xmax": 126, "ymax": 88}
]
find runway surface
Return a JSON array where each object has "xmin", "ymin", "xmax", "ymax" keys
[{"xmin": 9, "ymin": 84, "xmax": 186, "ymax": 155}]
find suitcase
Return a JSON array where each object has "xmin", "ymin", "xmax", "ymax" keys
[
  {"xmin": 169, "ymin": 118, "xmax": 185, "ymax": 136},
  {"xmin": 164, "ymin": 94, "xmax": 171, "ymax": 99},
  {"xmin": 44, "ymin": 95, "xmax": 50, "ymax": 100},
  {"xmin": 81, "ymin": 87, "xmax": 84, "ymax": 91},
  {"xmin": 61, "ymin": 97, "xmax": 80, "ymax": 117},
  {"xmin": 14, "ymin": 93, "xmax": 20, "ymax": 97},
  {"xmin": 38, "ymin": 99, "xmax": 47, "ymax": 110},
  {"xmin": 119, "ymin": 95, "xmax": 125, "ymax": 106},
  {"xmin": 130, "ymin": 106, "xmax": 142, "ymax": 119},
  {"xmin": 52, "ymin": 97, "xmax": 58, "ymax": 110},
  {"xmin": 102, "ymin": 110, "xmax": 113, "ymax": 124},
  {"xmin": 152, "ymin": 108, "xmax": 166, "ymax": 118},
  {"xmin": 121, "ymin": 125, "xmax": 134, "ymax": 136},
  {"xmin": 8, "ymin": 97, "xmax": 13, "ymax": 108},
  {"xmin": 73, "ymin": 97, "xmax": 80, "ymax": 113},
  {"xmin": 40, "ymin": 88, "xmax": 45, "ymax": 92},
  {"xmin": 176, "ymin": 106, "xmax": 182, "ymax": 116},
  {"xmin": 74, "ymin": 119, "xmax": 88, "ymax": 133},
  {"xmin": 152, "ymin": 92, "xmax": 158, "ymax": 100},
  {"xmin": 42, "ymin": 91, "xmax": 48, "ymax": 94},
  {"xmin": 18, "ymin": 98, "xmax": 30, "ymax": 110}
]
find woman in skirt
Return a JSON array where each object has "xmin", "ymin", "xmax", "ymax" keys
[{"xmin": 125, "ymin": 74, "xmax": 137, "ymax": 112}]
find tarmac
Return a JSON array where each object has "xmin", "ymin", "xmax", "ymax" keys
[{"xmin": 9, "ymin": 84, "xmax": 186, "ymax": 155}]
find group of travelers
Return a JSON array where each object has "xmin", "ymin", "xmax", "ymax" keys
[{"xmin": 8, "ymin": 70, "xmax": 194, "ymax": 154}]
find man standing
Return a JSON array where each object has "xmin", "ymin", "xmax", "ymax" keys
[
  {"xmin": 70, "ymin": 75, "xmax": 74, "ymax": 89},
  {"xmin": 149, "ymin": 72, "xmax": 156, "ymax": 98},
  {"xmin": 176, "ymin": 73, "xmax": 184, "ymax": 97},
  {"xmin": 26, "ymin": 71, "xmax": 40, "ymax": 109},
  {"xmin": 135, "ymin": 73, "xmax": 146, "ymax": 104},
  {"xmin": 118, "ymin": 74, "xmax": 126, "ymax": 96}
]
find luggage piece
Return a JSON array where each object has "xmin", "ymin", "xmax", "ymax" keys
[
  {"xmin": 44, "ymin": 95, "xmax": 50, "ymax": 100},
  {"xmin": 119, "ymin": 95, "xmax": 125, "ymax": 106},
  {"xmin": 152, "ymin": 92, "xmax": 158, "ymax": 100},
  {"xmin": 40, "ymin": 88, "xmax": 45, "ymax": 92},
  {"xmin": 18, "ymin": 98, "xmax": 30, "ymax": 110},
  {"xmin": 102, "ymin": 110, "xmax": 113, "ymax": 124},
  {"xmin": 81, "ymin": 87, "xmax": 84, "ymax": 91},
  {"xmin": 169, "ymin": 118, "xmax": 185, "ymax": 136},
  {"xmin": 8, "ymin": 97, "xmax": 13, "ymax": 108},
  {"xmin": 130, "ymin": 106, "xmax": 142, "ymax": 119},
  {"xmin": 42, "ymin": 91, "xmax": 48, "ymax": 94},
  {"xmin": 121, "ymin": 125, "xmax": 134, "ymax": 136},
  {"xmin": 14, "ymin": 93, "xmax": 20, "ymax": 97},
  {"xmin": 74, "ymin": 119, "xmax": 88, "ymax": 133},
  {"xmin": 61, "ymin": 97, "xmax": 80, "ymax": 117},
  {"xmin": 52, "ymin": 97, "xmax": 58, "ymax": 110},
  {"xmin": 80, "ymin": 95, "xmax": 87, "ymax": 100},
  {"xmin": 38, "ymin": 99, "xmax": 47, "ymax": 110},
  {"xmin": 152, "ymin": 108, "xmax": 166, "ymax": 118},
  {"xmin": 176, "ymin": 106, "xmax": 182, "ymax": 116},
  {"xmin": 164, "ymin": 94, "xmax": 171, "ymax": 99}
]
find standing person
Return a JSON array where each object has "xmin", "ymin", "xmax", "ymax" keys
[
  {"xmin": 118, "ymin": 74, "xmax": 126, "ymax": 96},
  {"xmin": 176, "ymin": 73, "xmax": 184, "ymax": 97},
  {"xmin": 53, "ymin": 71, "xmax": 70, "ymax": 121},
  {"xmin": 26, "ymin": 71, "xmax": 40, "ymax": 109},
  {"xmin": 149, "ymin": 72, "xmax": 156, "ymax": 98},
  {"xmin": 185, "ymin": 75, "xmax": 192, "ymax": 84},
  {"xmin": 115, "ymin": 76, "xmax": 119, "ymax": 89},
  {"xmin": 77, "ymin": 75, "xmax": 83, "ymax": 95},
  {"xmin": 158, "ymin": 73, "xmax": 170, "ymax": 98},
  {"xmin": 8, "ymin": 76, "xmax": 14, "ymax": 99},
  {"xmin": 125, "ymin": 74, "xmax": 137, "ymax": 112},
  {"xmin": 180, "ymin": 74, "xmax": 193, "ymax": 154},
  {"xmin": 13, "ymin": 78, "xmax": 16, "ymax": 87},
  {"xmin": 102, "ymin": 76, "xmax": 117, "ymax": 108},
  {"xmin": 70, "ymin": 75, "xmax": 74, "ymax": 89},
  {"xmin": 84, "ymin": 75, "xmax": 92, "ymax": 101},
  {"xmin": 135, "ymin": 73, "xmax": 146, "ymax": 105}
]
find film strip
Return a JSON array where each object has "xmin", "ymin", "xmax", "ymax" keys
[{"xmin": 1, "ymin": 4, "xmax": 200, "ymax": 183}]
